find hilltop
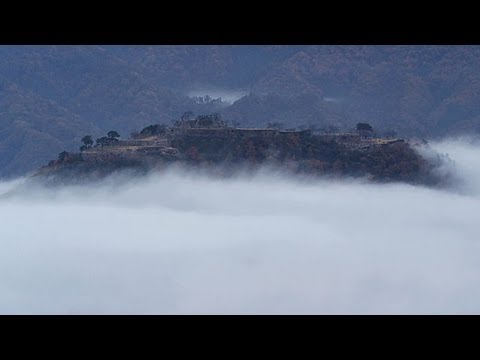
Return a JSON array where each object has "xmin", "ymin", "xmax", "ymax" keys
[{"xmin": 34, "ymin": 114, "xmax": 448, "ymax": 186}]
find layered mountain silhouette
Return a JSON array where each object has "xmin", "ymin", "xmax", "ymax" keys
[{"xmin": 1, "ymin": 45, "xmax": 480, "ymax": 177}]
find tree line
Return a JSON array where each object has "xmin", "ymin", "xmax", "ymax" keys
[
  {"xmin": 56, "ymin": 130, "xmax": 121, "ymax": 162},
  {"xmin": 79, "ymin": 131, "xmax": 121, "ymax": 151}
]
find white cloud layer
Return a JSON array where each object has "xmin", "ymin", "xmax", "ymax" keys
[{"xmin": 1, "ymin": 138, "xmax": 480, "ymax": 314}]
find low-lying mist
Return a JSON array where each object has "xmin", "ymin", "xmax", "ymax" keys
[
  {"xmin": 187, "ymin": 88, "xmax": 248, "ymax": 105},
  {"xmin": 1, "ymin": 138, "xmax": 480, "ymax": 314}
]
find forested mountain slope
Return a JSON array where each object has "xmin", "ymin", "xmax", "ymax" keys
[{"xmin": 1, "ymin": 45, "xmax": 480, "ymax": 177}]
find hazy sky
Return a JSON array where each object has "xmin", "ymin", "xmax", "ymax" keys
[{"xmin": 1, "ymin": 139, "xmax": 480, "ymax": 314}]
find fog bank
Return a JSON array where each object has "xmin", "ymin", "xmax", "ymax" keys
[{"xmin": 1, "ymin": 139, "xmax": 480, "ymax": 314}]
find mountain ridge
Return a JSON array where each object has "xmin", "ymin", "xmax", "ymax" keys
[{"xmin": 2, "ymin": 45, "xmax": 480, "ymax": 177}]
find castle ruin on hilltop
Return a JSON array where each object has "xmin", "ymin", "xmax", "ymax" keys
[{"xmin": 82, "ymin": 113, "xmax": 405, "ymax": 161}]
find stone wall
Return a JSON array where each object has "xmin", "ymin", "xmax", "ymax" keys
[{"xmin": 116, "ymin": 139, "xmax": 169, "ymax": 147}]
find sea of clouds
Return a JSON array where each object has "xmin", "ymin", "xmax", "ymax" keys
[{"xmin": 1, "ymin": 138, "xmax": 480, "ymax": 314}]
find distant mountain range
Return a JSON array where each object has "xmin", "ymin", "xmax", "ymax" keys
[{"xmin": 2, "ymin": 45, "xmax": 480, "ymax": 177}]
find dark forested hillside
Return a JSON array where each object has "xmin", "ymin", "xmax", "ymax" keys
[
  {"xmin": 2, "ymin": 45, "xmax": 480, "ymax": 177},
  {"xmin": 36, "ymin": 121, "xmax": 445, "ymax": 187}
]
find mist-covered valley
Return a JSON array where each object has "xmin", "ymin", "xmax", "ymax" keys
[{"xmin": 1, "ymin": 139, "xmax": 480, "ymax": 314}]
